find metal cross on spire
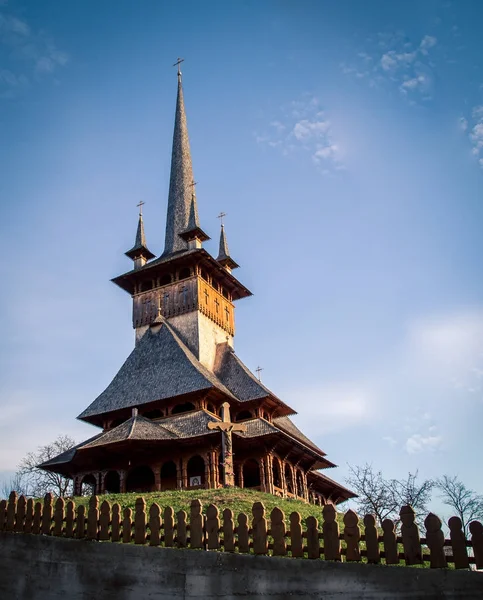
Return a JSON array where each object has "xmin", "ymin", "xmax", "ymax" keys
[
  {"xmin": 173, "ymin": 57, "xmax": 184, "ymax": 80},
  {"xmin": 137, "ymin": 200, "xmax": 145, "ymax": 216},
  {"xmin": 191, "ymin": 180, "xmax": 198, "ymax": 197},
  {"xmin": 217, "ymin": 211, "xmax": 226, "ymax": 226},
  {"xmin": 255, "ymin": 366, "xmax": 263, "ymax": 381}
]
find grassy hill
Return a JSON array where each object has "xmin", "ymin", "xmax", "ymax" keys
[{"xmin": 72, "ymin": 487, "xmax": 344, "ymax": 526}]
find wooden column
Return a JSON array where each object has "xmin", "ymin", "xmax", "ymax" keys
[
  {"xmin": 265, "ymin": 456, "xmax": 274, "ymax": 495},
  {"xmin": 280, "ymin": 462, "xmax": 287, "ymax": 497},
  {"xmin": 237, "ymin": 463, "xmax": 244, "ymax": 488},
  {"xmin": 119, "ymin": 470, "xmax": 127, "ymax": 493},
  {"xmin": 181, "ymin": 456, "xmax": 188, "ymax": 489},
  {"xmin": 259, "ymin": 459, "xmax": 266, "ymax": 492},
  {"xmin": 73, "ymin": 476, "xmax": 81, "ymax": 496},
  {"xmin": 204, "ymin": 453, "xmax": 211, "ymax": 489},
  {"xmin": 154, "ymin": 466, "xmax": 161, "ymax": 491}
]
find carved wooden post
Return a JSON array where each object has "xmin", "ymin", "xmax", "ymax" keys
[
  {"xmin": 343, "ymin": 509, "xmax": 361, "ymax": 561},
  {"xmin": 0, "ymin": 499, "xmax": 7, "ymax": 532},
  {"xmin": 270, "ymin": 507, "xmax": 286, "ymax": 556},
  {"xmin": 237, "ymin": 513, "xmax": 250, "ymax": 553},
  {"xmin": 223, "ymin": 508, "xmax": 235, "ymax": 552},
  {"xmin": 149, "ymin": 503, "xmax": 161, "ymax": 546},
  {"xmin": 86, "ymin": 496, "xmax": 99, "ymax": 541},
  {"xmin": 424, "ymin": 513, "xmax": 447, "ymax": 568},
  {"xmin": 65, "ymin": 501, "xmax": 75, "ymax": 538},
  {"xmin": 363, "ymin": 514, "xmax": 380, "ymax": 564},
  {"xmin": 306, "ymin": 516, "xmax": 320, "ymax": 559},
  {"xmin": 206, "ymin": 504, "xmax": 220, "ymax": 550},
  {"xmin": 176, "ymin": 510, "xmax": 187, "ymax": 547},
  {"xmin": 448, "ymin": 516, "xmax": 469, "ymax": 569},
  {"xmin": 119, "ymin": 470, "xmax": 127, "ymax": 493},
  {"xmin": 236, "ymin": 463, "xmax": 243, "ymax": 489},
  {"xmin": 207, "ymin": 403, "xmax": 246, "ymax": 487},
  {"xmin": 134, "ymin": 497, "xmax": 146, "ymax": 544},
  {"xmin": 122, "ymin": 507, "xmax": 132, "ymax": 543},
  {"xmin": 53, "ymin": 497, "xmax": 65, "ymax": 537},
  {"xmin": 259, "ymin": 460, "xmax": 267, "ymax": 493},
  {"xmin": 252, "ymin": 502, "xmax": 268, "ymax": 555},
  {"xmin": 382, "ymin": 519, "xmax": 398, "ymax": 564},
  {"xmin": 32, "ymin": 502, "xmax": 42, "ymax": 535},
  {"xmin": 15, "ymin": 495, "xmax": 27, "ymax": 533},
  {"xmin": 99, "ymin": 500, "xmax": 111, "ymax": 541},
  {"xmin": 265, "ymin": 456, "xmax": 273, "ymax": 495},
  {"xmin": 6, "ymin": 491, "xmax": 17, "ymax": 532},
  {"xmin": 280, "ymin": 462, "xmax": 287, "ymax": 497},
  {"xmin": 164, "ymin": 506, "xmax": 175, "ymax": 547},
  {"xmin": 24, "ymin": 498, "xmax": 34, "ymax": 534},
  {"xmin": 469, "ymin": 520, "xmax": 483, "ymax": 570},
  {"xmin": 190, "ymin": 499, "xmax": 204, "ymax": 549},
  {"xmin": 111, "ymin": 503, "xmax": 121, "ymax": 542},
  {"xmin": 400, "ymin": 505, "xmax": 422, "ymax": 565},
  {"xmin": 154, "ymin": 468, "xmax": 162, "ymax": 492},
  {"xmin": 204, "ymin": 453, "xmax": 211, "ymax": 490},
  {"xmin": 290, "ymin": 511, "xmax": 303, "ymax": 558},
  {"xmin": 41, "ymin": 493, "xmax": 53, "ymax": 535},
  {"xmin": 322, "ymin": 504, "xmax": 341, "ymax": 561}
]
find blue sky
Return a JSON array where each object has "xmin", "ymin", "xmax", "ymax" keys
[{"xmin": 1, "ymin": 0, "xmax": 483, "ymax": 515}]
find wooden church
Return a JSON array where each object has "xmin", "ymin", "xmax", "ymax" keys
[{"xmin": 40, "ymin": 64, "xmax": 355, "ymax": 506}]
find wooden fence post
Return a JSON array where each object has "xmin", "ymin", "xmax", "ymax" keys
[
  {"xmin": 53, "ymin": 497, "xmax": 65, "ymax": 537},
  {"xmin": 222, "ymin": 508, "xmax": 235, "ymax": 552},
  {"xmin": 306, "ymin": 516, "xmax": 319, "ymax": 559},
  {"xmin": 252, "ymin": 502, "xmax": 268, "ymax": 555},
  {"xmin": 237, "ymin": 513, "xmax": 249, "ymax": 553},
  {"xmin": 122, "ymin": 507, "xmax": 132, "ymax": 543},
  {"xmin": 149, "ymin": 503, "xmax": 161, "ymax": 547},
  {"xmin": 33, "ymin": 502, "xmax": 42, "ymax": 535},
  {"xmin": 6, "ymin": 491, "xmax": 17, "ymax": 532},
  {"xmin": 363, "ymin": 514, "xmax": 380, "ymax": 564},
  {"xmin": 99, "ymin": 500, "xmax": 111, "ymax": 541},
  {"xmin": 382, "ymin": 519, "xmax": 398, "ymax": 565},
  {"xmin": 164, "ymin": 506, "xmax": 174, "ymax": 547},
  {"xmin": 24, "ymin": 498, "xmax": 34, "ymax": 534},
  {"xmin": 322, "ymin": 504, "xmax": 341, "ymax": 561},
  {"xmin": 448, "ymin": 516, "xmax": 469, "ymax": 569},
  {"xmin": 15, "ymin": 495, "xmax": 27, "ymax": 533},
  {"xmin": 111, "ymin": 503, "xmax": 121, "ymax": 543},
  {"xmin": 190, "ymin": 499, "xmax": 204, "ymax": 549},
  {"xmin": 290, "ymin": 511, "xmax": 303, "ymax": 558},
  {"xmin": 424, "ymin": 513, "xmax": 447, "ymax": 568},
  {"xmin": 0, "ymin": 499, "xmax": 7, "ymax": 532},
  {"xmin": 400, "ymin": 506, "xmax": 422, "ymax": 565},
  {"xmin": 206, "ymin": 504, "xmax": 220, "ymax": 550},
  {"xmin": 41, "ymin": 493, "xmax": 53, "ymax": 535},
  {"xmin": 134, "ymin": 497, "xmax": 146, "ymax": 545},
  {"xmin": 176, "ymin": 510, "xmax": 187, "ymax": 548},
  {"xmin": 86, "ymin": 496, "xmax": 99, "ymax": 541},
  {"xmin": 469, "ymin": 520, "xmax": 483, "ymax": 570},
  {"xmin": 270, "ymin": 507, "xmax": 286, "ymax": 556},
  {"xmin": 75, "ymin": 505, "xmax": 86, "ymax": 539},
  {"xmin": 65, "ymin": 501, "xmax": 75, "ymax": 538},
  {"xmin": 344, "ymin": 509, "xmax": 361, "ymax": 562}
]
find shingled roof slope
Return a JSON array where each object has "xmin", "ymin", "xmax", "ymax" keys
[
  {"xmin": 38, "ymin": 433, "xmax": 104, "ymax": 468},
  {"xmin": 78, "ymin": 323, "xmax": 236, "ymax": 421},
  {"xmin": 273, "ymin": 416, "xmax": 325, "ymax": 455},
  {"xmin": 307, "ymin": 470, "xmax": 357, "ymax": 498}
]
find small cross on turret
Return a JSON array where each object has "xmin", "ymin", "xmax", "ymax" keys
[
  {"xmin": 207, "ymin": 402, "xmax": 246, "ymax": 486},
  {"xmin": 173, "ymin": 57, "xmax": 184, "ymax": 80}
]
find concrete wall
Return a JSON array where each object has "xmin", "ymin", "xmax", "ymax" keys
[{"xmin": 1, "ymin": 533, "xmax": 483, "ymax": 600}]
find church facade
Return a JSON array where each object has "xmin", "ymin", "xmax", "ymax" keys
[{"xmin": 41, "ymin": 66, "xmax": 355, "ymax": 506}]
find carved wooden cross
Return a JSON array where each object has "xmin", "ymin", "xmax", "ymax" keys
[{"xmin": 208, "ymin": 402, "xmax": 246, "ymax": 487}]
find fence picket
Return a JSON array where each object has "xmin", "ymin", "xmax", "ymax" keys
[
  {"xmin": 0, "ymin": 499, "xmax": 7, "ymax": 531},
  {"xmin": 6, "ymin": 491, "xmax": 17, "ymax": 532},
  {"xmin": 41, "ymin": 493, "xmax": 53, "ymax": 535},
  {"xmin": 24, "ymin": 498, "xmax": 34, "ymax": 534},
  {"xmin": 237, "ymin": 513, "xmax": 249, "ymax": 553},
  {"xmin": 53, "ymin": 497, "xmax": 65, "ymax": 537},
  {"xmin": 65, "ymin": 501, "xmax": 75, "ymax": 538},
  {"xmin": 252, "ymin": 502, "xmax": 268, "ymax": 555},
  {"xmin": 164, "ymin": 506, "xmax": 174, "ymax": 547},
  {"xmin": 448, "ymin": 516, "xmax": 469, "ymax": 569},
  {"xmin": 15, "ymin": 495, "xmax": 27, "ymax": 533},
  {"xmin": 149, "ymin": 503, "xmax": 161, "ymax": 547},
  {"xmin": 344, "ymin": 509, "xmax": 361, "ymax": 562},
  {"xmin": 75, "ymin": 505, "xmax": 86, "ymax": 539},
  {"xmin": 306, "ymin": 516, "xmax": 319, "ymax": 559},
  {"xmin": 176, "ymin": 510, "xmax": 187, "ymax": 547},
  {"xmin": 122, "ymin": 508, "xmax": 132, "ymax": 543},
  {"xmin": 400, "ymin": 506, "xmax": 422, "ymax": 565},
  {"xmin": 222, "ymin": 508, "xmax": 235, "ymax": 552},
  {"xmin": 134, "ymin": 497, "xmax": 146, "ymax": 545},
  {"xmin": 270, "ymin": 507, "xmax": 286, "ymax": 556},
  {"xmin": 33, "ymin": 502, "xmax": 42, "ymax": 535},
  {"xmin": 363, "ymin": 514, "xmax": 380, "ymax": 564},
  {"xmin": 382, "ymin": 519, "xmax": 398, "ymax": 565},
  {"xmin": 469, "ymin": 520, "xmax": 483, "ymax": 570},
  {"xmin": 111, "ymin": 503, "xmax": 121, "ymax": 542},
  {"xmin": 86, "ymin": 496, "xmax": 99, "ymax": 541},
  {"xmin": 206, "ymin": 504, "xmax": 220, "ymax": 550},
  {"xmin": 290, "ymin": 511, "xmax": 303, "ymax": 557},
  {"xmin": 99, "ymin": 500, "xmax": 111, "ymax": 541},
  {"xmin": 322, "ymin": 504, "xmax": 341, "ymax": 561},
  {"xmin": 424, "ymin": 513, "xmax": 447, "ymax": 568},
  {"xmin": 190, "ymin": 499, "xmax": 204, "ymax": 549}
]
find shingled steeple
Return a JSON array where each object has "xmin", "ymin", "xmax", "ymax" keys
[
  {"xmin": 163, "ymin": 63, "xmax": 196, "ymax": 255},
  {"xmin": 125, "ymin": 203, "xmax": 155, "ymax": 268},
  {"xmin": 217, "ymin": 222, "xmax": 239, "ymax": 272}
]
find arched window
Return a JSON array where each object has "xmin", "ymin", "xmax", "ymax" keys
[
  {"xmin": 126, "ymin": 466, "xmax": 155, "ymax": 493},
  {"xmin": 285, "ymin": 464, "xmax": 293, "ymax": 494},
  {"xmin": 178, "ymin": 267, "xmax": 191, "ymax": 280},
  {"xmin": 262, "ymin": 412, "xmax": 269, "ymax": 421},
  {"xmin": 143, "ymin": 409, "xmax": 163, "ymax": 419},
  {"xmin": 171, "ymin": 402, "xmax": 195, "ymax": 415},
  {"xmin": 81, "ymin": 474, "xmax": 96, "ymax": 496},
  {"xmin": 160, "ymin": 461, "xmax": 177, "ymax": 491},
  {"xmin": 160, "ymin": 274, "xmax": 171, "ymax": 286},
  {"xmin": 235, "ymin": 410, "xmax": 252, "ymax": 421},
  {"xmin": 243, "ymin": 459, "xmax": 261, "ymax": 489},
  {"xmin": 187, "ymin": 455, "xmax": 205, "ymax": 487},
  {"xmin": 104, "ymin": 471, "xmax": 120, "ymax": 494},
  {"xmin": 272, "ymin": 458, "xmax": 282, "ymax": 489},
  {"xmin": 206, "ymin": 403, "xmax": 215, "ymax": 414}
]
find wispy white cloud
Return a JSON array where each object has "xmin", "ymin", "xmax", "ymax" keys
[
  {"xmin": 464, "ymin": 105, "xmax": 483, "ymax": 168},
  {"xmin": 419, "ymin": 35, "xmax": 437, "ymax": 54},
  {"xmin": 405, "ymin": 432, "xmax": 442, "ymax": 454}
]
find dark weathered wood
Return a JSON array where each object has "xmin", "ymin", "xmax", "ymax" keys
[
  {"xmin": 0, "ymin": 499, "xmax": 7, "ymax": 531},
  {"xmin": 382, "ymin": 519, "xmax": 398, "ymax": 565},
  {"xmin": 53, "ymin": 497, "xmax": 65, "ymax": 537},
  {"xmin": 24, "ymin": 498, "xmax": 34, "ymax": 534},
  {"xmin": 469, "ymin": 520, "xmax": 483, "ymax": 570},
  {"xmin": 190, "ymin": 499, "xmax": 204, "ymax": 549},
  {"xmin": 343, "ymin": 509, "xmax": 361, "ymax": 562},
  {"xmin": 134, "ymin": 497, "xmax": 146, "ymax": 545},
  {"xmin": 164, "ymin": 506, "xmax": 175, "ymax": 547},
  {"xmin": 306, "ymin": 516, "xmax": 319, "ymax": 559},
  {"xmin": 122, "ymin": 507, "xmax": 132, "ymax": 543},
  {"xmin": 290, "ymin": 511, "xmax": 303, "ymax": 558},
  {"xmin": 111, "ymin": 503, "xmax": 121, "ymax": 542},
  {"xmin": 65, "ymin": 501, "xmax": 75, "ymax": 538},
  {"xmin": 400, "ymin": 506, "xmax": 422, "ymax": 565},
  {"xmin": 448, "ymin": 516, "xmax": 469, "ymax": 569},
  {"xmin": 176, "ymin": 510, "xmax": 187, "ymax": 548},
  {"xmin": 86, "ymin": 495, "xmax": 99, "ymax": 541},
  {"xmin": 33, "ymin": 502, "xmax": 42, "ymax": 535},
  {"xmin": 270, "ymin": 507, "xmax": 286, "ymax": 556},
  {"xmin": 206, "ymin": 504, "xmax": 220, "ymax": 550},
  {"xmin": 252, "ymin": 502, "xmax": 268, "ymax": 555},
  {"xmin": 41, "ymin": 493, "xmax": 53, "ymax": 535},
  {"xmin": 237, "ymin": 513, "xmax": 249, "ymax": 553},
  {"xmin": 6, "ymin": 491, "xmax": 17, "ymax": 532},
  {"xmin": 222, "ymin": 508, "xmax": 235, "ymax": 552},
  {"xmin": 322, "ymin": 504, "xmax": 341, "ymax": 561},
  {"xmin": 99, "ymin": 500, "xmax": 111, "ymax": 541},
  {"xmin": 149, "ymin": 503, "xmax": 161, "ymax": 547},
  {"xmin": 424, "ymin": 513, "xmax": 447, "ymax": 568},
  {"xmin": 14, "ymin": 495, "xmax": 27, "ymax": 533},
  {"xmin": 363, "ymin": 514, "xmax": 380, "ymax": 564}
]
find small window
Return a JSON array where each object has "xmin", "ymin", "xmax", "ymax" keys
[
  {"xmin": 178, "ymin": 267, "xmax": 191, "ymax": 280},
  {"xmin": 207, "ymin": 403, "xmax": 215, "ymax": 414},
  {"xmin": 172, "ymin": 402, "xmax": 196, "ymax": 415},
  {"xmin": 140, "ymin": 280, "xmax": 153, "ymax": 292},
  {"xmin": 143, "ymin": 409, "xmax": 163, "ymax": 419},
  {"xmin": 160, "ymin": 274, "xmax": 171, "ymax": 286},
  {"xmin": 235, "ymin": 410, "xmax": 252, "ymax": 421},
  {"xmin": 222, "ymin": 288, "xmax": 229, "ymax": 299},
  {"xmin": 201, "ymin": 270, "xmax": 209, "ymax": 282}
]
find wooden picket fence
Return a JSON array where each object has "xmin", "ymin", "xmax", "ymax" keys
[{"xmin": 1, "ymin": 491, "xmax": 483, "ymax": 569}]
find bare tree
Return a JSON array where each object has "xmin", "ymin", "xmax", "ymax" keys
[
  {"xmin": 437, "ymin": 475, "xmax": 483, "ymax": 535},
  {"xmin": 346, "ymin": 463, "xmax": 398, "ymax": 526},
  {"xmin": 390, "ymin": 471, "xmax": 434, "ymax": 529},
  {"xmin": 18, "ymin": 435, "xmax": 76, "ymax": 498},
  {"xmin": 1, "ymin": 472, "xmax": 30, "ymax": 499}
]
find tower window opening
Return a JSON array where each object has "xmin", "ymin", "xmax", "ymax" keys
[
  {"xmin": 171, "ymin": 402, "xmax": 195, "ymax": 415},
  {"xmin": 178, "ymin": 267, "xmax": 191, "ymax": 280},
  {"xmin": 235, "ymin": 410, "xmax": 252, "ymax": 422},
  {"xmin": 160, "ymin": 274, "xmax": 172, "ymax": 286},
  {"xmin": 140, "ymin": 280, "xmax": 153, "ymax": 292},
  {"xmin": 201, "ymin": 270, "xmax": 209, "ymax": 282}
]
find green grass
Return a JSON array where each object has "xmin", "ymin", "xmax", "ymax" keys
[{"xmin": 70, "ymin": 487, "xmax": 342, "ymax": 526}]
